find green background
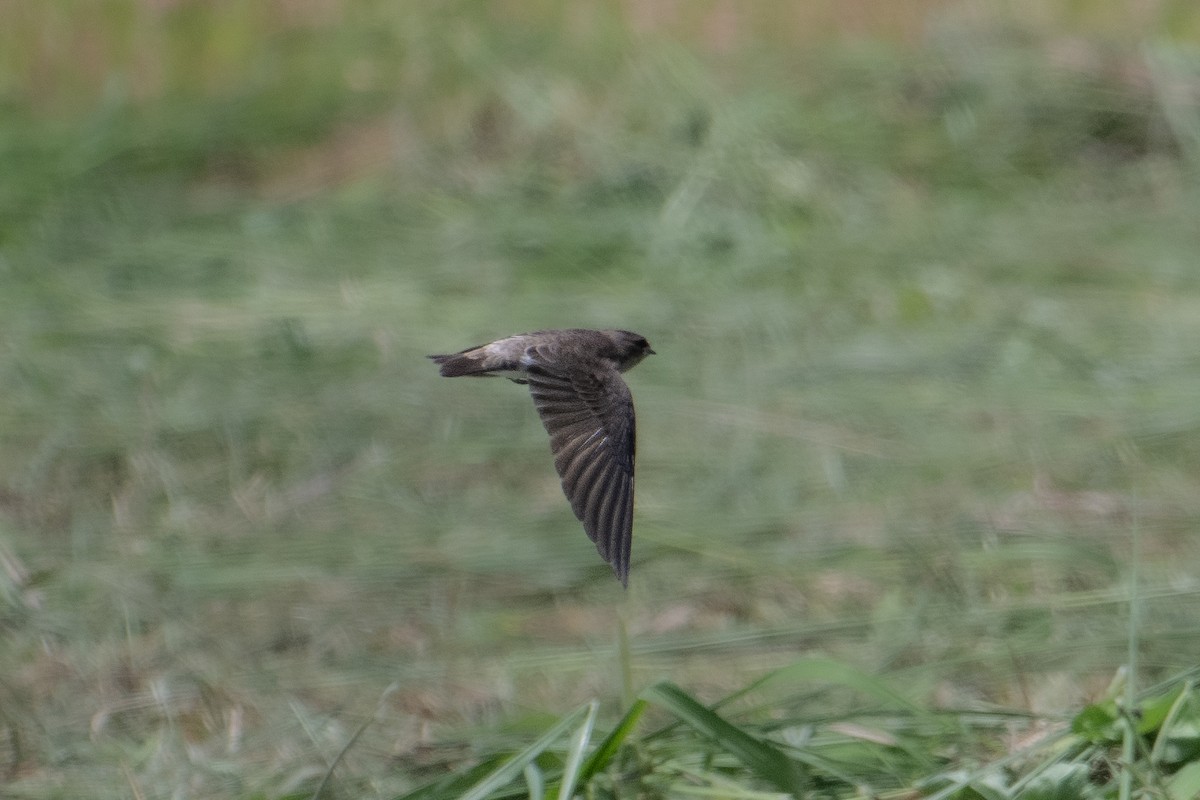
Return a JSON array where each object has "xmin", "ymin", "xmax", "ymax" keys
[{"xmin": 3, "ymin": 1, "xmax": 1200, "ymax": 796}]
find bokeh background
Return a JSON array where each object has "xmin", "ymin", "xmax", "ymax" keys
[{"xmin": 4, "ymin": 1, "xmax": 1200, "ymax": 796}]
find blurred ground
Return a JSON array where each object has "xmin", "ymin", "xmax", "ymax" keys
[{"xmin": 3, "ymin": 1, "xmax": 1200, "ymax": 796}]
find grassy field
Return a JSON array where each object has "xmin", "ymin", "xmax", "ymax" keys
[{"xmin": 4, "ymin": 2, "xmax": 1200, "ymax": 797}]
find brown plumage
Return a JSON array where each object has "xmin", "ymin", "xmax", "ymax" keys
[{"xmin": 429, "ymin": 329, "xmax": 654, "ymax": 586}]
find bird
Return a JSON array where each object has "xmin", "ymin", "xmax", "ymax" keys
[{"xmin": 429, "ymin": 329, "xmax": 655, "ymax": 586}]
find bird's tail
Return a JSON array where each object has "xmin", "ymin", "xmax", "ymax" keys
[
  {"xmin": 429, "ymin": 353, "xmax": 481, "ymax": 377},
  {"xmin": 428, "ymin": 348, "xmax": 509, "ymax": 377}
]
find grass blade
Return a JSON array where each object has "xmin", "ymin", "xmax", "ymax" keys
[
  {"xmin": 458, "ymin": 704, "xmax": 591, "ymax": 800},
  {"xmin": 1121, "ymin": 507, "xmax": 1142, "ymax": 800},
  {"xmin": 641, "ymin": 681, "xmax": 807, "ymax": 795},
  {"xmin": 578, "ymin": 698, "xmax": 647, "ymax": 782},
  {"xmin": 1169, "ymin": 761, "xmax": 1200, "ymax": 800},
  {"xmin": 523, "ymin": 762, "xmax": 544, "ymax": 800},
  {"xmin": 556, "ymin": 700, "xmax": 597, "ymax": 800},
  {"xmin": 395, "ymin": 755, "xmax": 512, "ymax": 800}
]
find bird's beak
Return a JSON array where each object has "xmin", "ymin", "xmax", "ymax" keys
[{"xmin": 647, "ymin": 348, "xmax": 656, "ymax": 355}]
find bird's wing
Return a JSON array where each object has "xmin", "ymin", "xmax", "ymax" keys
[{"xmin": 525, "ymin": 365, "xmax": 636, "ymax": 586}]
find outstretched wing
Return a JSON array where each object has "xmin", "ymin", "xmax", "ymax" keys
[{"xmin": 525, "ymin": 365, "xmax": 636, "ymax": 586}]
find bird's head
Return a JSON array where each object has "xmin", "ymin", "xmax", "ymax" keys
[{"xmin": 606, "ymin": 330, "xmax": 655, "ymax": 371}]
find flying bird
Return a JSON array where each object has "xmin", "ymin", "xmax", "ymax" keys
[{"xmin": 429, "ymin": 329, "xmax": 654, "ymax": 586}]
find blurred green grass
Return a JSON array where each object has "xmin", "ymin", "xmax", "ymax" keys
[{"xmin": 3, "ymin": 1, "xmax": 1200, "ymax": 796}]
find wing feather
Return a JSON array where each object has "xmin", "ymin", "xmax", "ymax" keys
[{"xmin": 526, "ymin": 366, "xmax": 636, "ymax": 585}]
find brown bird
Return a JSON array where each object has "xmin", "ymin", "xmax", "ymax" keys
[{"xmin": 429, "ymin": 329, "xmax": 655, "ymax": 586}]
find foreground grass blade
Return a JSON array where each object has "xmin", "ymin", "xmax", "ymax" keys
[
  {"xmin": 523, "ymin": 762, "xmax": 544, "ymax": 800},
  {"xmin": 396, "ymin": 755, "xmax": 513, "ymax": 800},
  {"xmin": 1121, "ymin": 510, "xmax": 1143, "ymax": 800},
  {"xmin": 642, "ymin": 681, "xmax": 807, "ymax": 795},
  {"xmin": 578, "ymin": 698, "xmax": 647, "ymax": 783},
  {"xmin": 1170, "ymin": 761, "xmax": 1200, "ymax": 800},
  {"xmin": 456, "ymin": 704, "xmax": 593, "ymax": 800},
  {"xmin": 556, "ymin": 701, "xmax": 598, "ymax": 800}
]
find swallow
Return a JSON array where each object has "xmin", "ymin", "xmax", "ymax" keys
[{"xmin": 430, "ymin": 329, "xmax": 654, "ymax": 586}]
